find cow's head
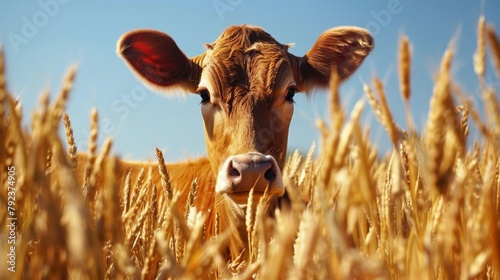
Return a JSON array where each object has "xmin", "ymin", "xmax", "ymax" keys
[{"xmin": 117, "ymin": 25, "xmax": 373, "ymax": 207}]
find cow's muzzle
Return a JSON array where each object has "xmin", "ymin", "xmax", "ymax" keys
[{"xmin": 216, "ymin": 152, "xmax": 284, "ymax": 204}]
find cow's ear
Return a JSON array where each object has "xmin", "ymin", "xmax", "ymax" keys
[
  {"xmin": 296, "ymin": 27, "xmax": 374, "ymax": 92},
  {"xmin": 117, "ymin": 29, "xmax": 201, "ymax": 93}
]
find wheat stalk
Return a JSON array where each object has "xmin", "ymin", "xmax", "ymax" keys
[
  {"xmin": 63, "ymin": 113, "xmax": 78, "ymax": 168},
  {"xmin": 83, "ymin": 108, "xmax": 99, "ymax": 198},
  {"xmin": 50, "ymin": 64, "xmax": 77, "ymax": 125},
  {"xmin": 399, "ymin": 36, "xmax": 412, "ymax": 102},
  {"xmin": 156, "ymin": 147, "xmax": 173, "ymax": 201},
  {"xmin": 374, "ymin": 77, "xmax": 401, "ymax": 147},
  {"xmin": 424, "ymin": 49, "xmax": 458, "ymax": 193},
  {"xmin": 122, "ymin": 170, "xmax": 132, "ymax": 216},
  {"xmin": 245, "ymin": 187, "xmax": 256, "ymax": 262},
  {"xmin": 487, "ymin": 24, "xmax": 500, "ymax": 81},
  {"xmin": 474, "ymin": 16, "xmax": 486, "ymax": 80},
  {"xmin": 184, "ymin": 178, "xmax": 199, "ymax": 225},
  {"xmin": 399, "ymin": 35, "xmax": 416, "ymax": 135},
  {"xmin": 456, "ymin": 105, "xmax": 470, "ymax": 138}
]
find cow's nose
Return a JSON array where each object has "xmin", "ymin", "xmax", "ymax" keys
[
  {"xmin": 229, "ymin": 155, "xmax": 276, "ymax": 187},
  {"xmin": 216, "ymin": 153, "xmax": 284, "ymax": 200}
]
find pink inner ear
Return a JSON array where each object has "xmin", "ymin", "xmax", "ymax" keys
[{"xmin": 118, "ymin": 30, "xmax": 192, "ymax": 88}]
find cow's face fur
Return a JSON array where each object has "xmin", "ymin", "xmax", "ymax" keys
[
  {"xmin": 198, "ymin": 27, "xmax": 297, "ymax": 203},
  {"xmin": 117, "ymin": 24, "xmax": 373, "ymax": 210}
]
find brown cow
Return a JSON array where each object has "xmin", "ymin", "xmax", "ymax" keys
[{"xmin": 84, "ymin": 25, "xmax": 373, "ymax": 260}]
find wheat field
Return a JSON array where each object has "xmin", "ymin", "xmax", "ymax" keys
[{"xmin": 1, "ymin": 17, "xmax": 499, "ymax": 279}]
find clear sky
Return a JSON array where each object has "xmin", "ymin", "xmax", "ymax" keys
[{"xmin": 1, "ymin": 1, "xmax": 499, "ymax": 162}]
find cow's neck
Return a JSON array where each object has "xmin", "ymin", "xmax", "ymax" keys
[
  {"xmin": 75, "ymin": 153, "xmax": 255, "ymax": 262},
  {"xmin": 128, "ymin": 156, "xmax": 251, "ymax": 260}
]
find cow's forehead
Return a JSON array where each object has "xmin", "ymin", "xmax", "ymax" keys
[
  {"xmin": 201, "ymin": 25, "xmax": 293, "ymax": 106},
  {"xmin": 210, "ymin": 25, "xmax": 283, "ymax": 50}
]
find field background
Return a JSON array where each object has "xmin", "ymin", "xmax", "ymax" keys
[{"xmin": 1, "ymin": 1, "xmax": 500, "ymax": 279}]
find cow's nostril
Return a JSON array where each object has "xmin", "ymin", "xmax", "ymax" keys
[
  {"xmin": 228, "ymin": 161, "xmax": 241, "ymax": 177},
  {"xmin": 229, "ymin": 167, "xmax": 241, "ymax": 177},
  {"xmin": 264, "ymin": 167, "xmax": 276, "ymax": 182}
]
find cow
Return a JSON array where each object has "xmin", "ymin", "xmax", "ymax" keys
[{"xmin": 79, "ymin": 24, "xmax": 373, "ymax": 261}]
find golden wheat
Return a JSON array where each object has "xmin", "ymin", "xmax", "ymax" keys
[
  {"xmin": 474, "ymin": 16, "xmax": 486, "ymax": 80},
  {"xmin": 155, "ymin": 147, "xmax": 173, "ymax": 202},
  {"xmin": 487, "ymin": 24, "xmax": 500, "ymax": 81},
  {"xmin": 62, "ymin": 113, "xmax": 78, "ymax": 168},
  {"xmin": 1, "ymin": 16, "xmax": 500, "ymax": 280}
]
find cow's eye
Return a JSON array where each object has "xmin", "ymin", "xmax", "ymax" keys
[
  {"xmin": 198, "ymin": 89, "xmax": 210, "ymax": 104},
  {"xmin": 285, "ymin": 87, "xmax": 296, "ymax": 102}
]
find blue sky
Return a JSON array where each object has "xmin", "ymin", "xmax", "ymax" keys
[{"xmin": 1, "ymin": 1, "xmax": 499, "ymax": 161}]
